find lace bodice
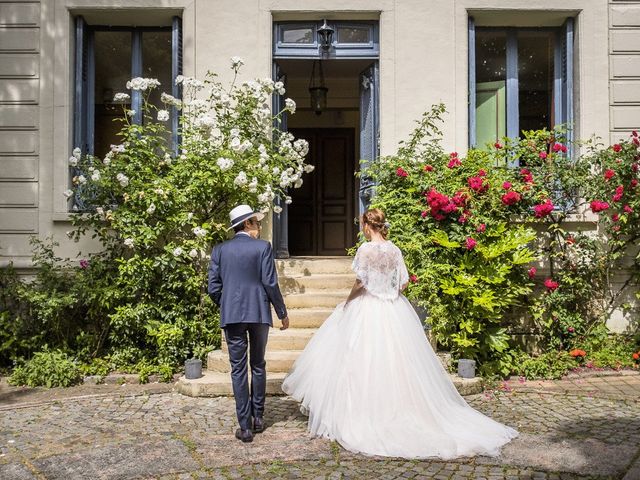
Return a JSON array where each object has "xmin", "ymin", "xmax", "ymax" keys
[{"xmin": 351, "ymin": 241, "xmax": 409, "ymax": 300}]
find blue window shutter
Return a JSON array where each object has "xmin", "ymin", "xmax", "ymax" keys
[
  {"xmin": 131, "ymin": 31, "xmax": 143, "ymax": 125},
  {"xmin": 359, "ymin": 61, "xmax": 379, "ymax": 216},
  {"xmin": 171, "ymin": 16, "xmax": 183, "ymax": 153},
  {"xmin": 468, "ymin": 16, "xmax": 476, "ymax": 148},
  {"xmin": 563, "ymin": 18, "xmax": 574, "ymax": 148},
  {"xmin": 505, "ymin": 30, "xmax": 519, "ymax": 141},
  {"xmin": 73, "ymin": 16, "xmax": 88, "ymax": 154}
]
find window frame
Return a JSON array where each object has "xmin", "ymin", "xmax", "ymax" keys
[
  {"xmin": 73, "ymin": 16, "xmax": 182, "ymax": 156},
  {"xmin": 71, "ymin": 16, "xmax": 182, "ymax": 211},
  {"xmin": 273, "ymin": 20, "xmax": 379, "ymax": 59},
  {"xmin": 468, "ymin": 17, "xmax": 575, "ymax": 156}
]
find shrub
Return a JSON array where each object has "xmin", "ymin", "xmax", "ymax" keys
[{"xmin": 9, "ymin": 350, "xmax": 82, "ymax": 388}]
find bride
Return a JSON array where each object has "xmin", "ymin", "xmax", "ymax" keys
[{"xmin": 281, "ymin": 208, "xmax": 518, "ymax": 459}]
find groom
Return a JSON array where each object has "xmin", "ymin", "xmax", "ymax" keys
[{"xmin": 208, "ymin": 205, "xmax": 289, "ymax": 443}]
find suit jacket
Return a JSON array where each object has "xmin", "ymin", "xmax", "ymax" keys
[{"xmin": 207, "ymin": 233, "xmax": 287, "ymax": 328}]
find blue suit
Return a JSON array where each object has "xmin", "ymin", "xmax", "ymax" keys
[{"xmin": 208, "ymin": 233, "xmax": 287, "ymax": 430}]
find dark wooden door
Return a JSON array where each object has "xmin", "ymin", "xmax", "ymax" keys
[{"xmin": 288, "ymin": 128, "xmax": 356, "ymax": 256}]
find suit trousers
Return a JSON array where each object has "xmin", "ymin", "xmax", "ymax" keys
[{"xmin": 224, "ymin": 323, "xmax": 270, "ymax": 430}]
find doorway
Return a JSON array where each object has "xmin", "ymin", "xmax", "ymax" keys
[
  {"xmin": 272, "ymin": 21, "xmax": 379, "ymax": 258},
  {"xmin": 288, "ymin": 128, "xmax": 356, "ymax": 256}
]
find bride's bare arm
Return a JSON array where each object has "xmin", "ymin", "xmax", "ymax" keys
[{"xmin": 344, "ymin": 279, "xmax": 365, "ymax": 308}]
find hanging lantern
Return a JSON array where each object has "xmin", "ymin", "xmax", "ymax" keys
[{"xmin": 309, "ymin": 60, "xmax": 328, "ymax": 116}]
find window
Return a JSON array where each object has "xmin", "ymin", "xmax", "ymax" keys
[
  {"xmin": 274, "ymin": 21, "xmax": 379, "ymax": 58},
  {"xmin": 468, "ymin": 18, "xmax": 574, "ymax": 151},
  {"xmin": 73, "ymin": 16, "xmax": 182, "ymax": 160}
]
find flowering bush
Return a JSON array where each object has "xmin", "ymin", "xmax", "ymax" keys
[
  {"xmin": 61, "ymin": 60, "xmax": 312, "ymax": 368},
  {"xmin": 367, "ymin": 105, "xmax": 640, "ymax": 377}
]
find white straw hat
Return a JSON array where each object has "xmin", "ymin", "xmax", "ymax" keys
[{"xmin": 229, "ymin": 204, "xmax": 265, "ymax": 229}]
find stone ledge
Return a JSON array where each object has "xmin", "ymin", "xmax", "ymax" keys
[{"xmin": 176, "ymin": 371, "xmax": 483, "ymax": 397}]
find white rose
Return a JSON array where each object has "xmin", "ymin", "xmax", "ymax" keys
[
  {"xmin": 157, "ymin": 110, "xmax": 169, "ymax": 122},
  {"xmin": 127, "ymin": 109, "xmax": 135, "ymax": 117},
  {"xmin": 248, "ymin": 178, "xmax": 258, "ymax": 193},
  {"xmin": 124, "ymin": 238, "xmax": 134, "ymax": 248},
  {"xmin": 91, "ymin": 170, "xmax": 101, "ymax": 181},
  {"xmin": 304, "ymin": 164, "xmax": 315, "ymax": 173},
  {"xmin": 96, "ymin": 207, "xmax": 104, "ymax": 215},
  {"xmin": 189, "ymin": 249, "xmax": 198, "ymax": 259},
  {"xmin": 285, "ymin": 196, "xmax": 292, "ymax": 205},
  {"xmin": 116, "ymin": 173, "xmax": 129, "ymax": 187},
  {"xmin": 285, "ymin": 98, "xmax": 296, "ymax": 114},
  {"xmin": 234, "ymin": 171, "xmax": 248, "ymax": 187},
  {"xmin": 230, "ymin": 56, "xmax": 245, "ymax": 69},
  {"xmin": 192, "ymin": 226, "xmax": 207, "ymax": 237},
  {"xmin": 77, "ymin": 175, "xmax": 87, "ymax": 184},
  {"xmin": 63, "ymin": 189, "xmax": 74, "ymax": 199},
  {"xmin": 230, "ymin": 137, "xmax": 242, "ymax": 152},
  {"xmin": 173, "ymin": 247, "xmax": 183, "ymax": 256},
  {"xmin": 68, "ymin": 156, "xmax": 78, "ymax": 167},
  {"xmin": 146, "ymin": 203, "xmax": 156, "ymax": 214},
  {"xmin": 273, "ymin": 206, "xmax": 283, "ymax": 214},
  {"xmin": 272, "ymin": 167, "xmax": 281, "ymax": 175},
  {"xmin": 113, "ymin": 92, "xmax": 130, "ymax": 102},
  {"xmin": 72, "ymin": 147, "xmax": 82, "ymax": 159},
  {"xmin": 187, "ymin": 212, "xmax": 194, "ymax": 221},
  {"xmin": 294, "ymin": 179, "xmax": 303, "ymax": 188},
  {"xmin": 216, "ymin": 157, "xmax": 234, "ymax": 171}
]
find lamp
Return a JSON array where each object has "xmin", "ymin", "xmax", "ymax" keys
[
  {"xmin": 317, "ymin": 19, "xmax": 334, "ymax": 50},
  {"xmin": 309, "ymin": 60, "xmax": 328, "ymax": 116}
]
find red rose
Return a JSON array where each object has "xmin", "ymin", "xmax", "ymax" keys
[
  {"xmin": 552, "ymin": 143, "xmax": 567, "ymax": 153},
  {"xmin": 528, "ymin": 267, "xmax": 537, "ymax": 279},
  {"xmin": 478, "ymin": 169, "xmax": 487, "ymax": 177},
  {"xmin": 604, "ymin": 169, "xmax": 615, "ymax": 181},
  {"xmin": 631, "ymin": 179, "xmax": 638, "ymax": 188},
  {"xmin": 539, "ymin": 151, "xmax": 548, "ymax": 159},
  {"xmin": 534, "ymin": 199, "xmax": 554, "ymax": 218},
  {"xmin": 451, "ymin": 191, "xmax": 468, "ymax": 207},
  {"xmin": 632, "ymin": 163, "xmax": 639, "ymax": 172},
  {"xmin": 467, "ymin": 176, "xmax": 487, "ymax": 193},
  {"xmin": 590, "ymin": 200, "xmax": 610, "ymax": 213},
  {"xmin": 612, "ymin": 213, "xmax": 620, "ymax": 222},
  {"xmin": 396, "ymin": 167, "xmax": 408, "ymax": 178},
  {"xmin": 624, "ymin": 204, "xmax": 633, "ymax": 214},
  {"xmin": 568, "ymin": 327, "xmax": 575, "ymax": 333},
  {"xmin": 501, "ymin": 191, "xmax": 522, "ymax": 206},
  {"xmin": 447, "ymin": 157, "xmax": 462, "ymax": 168},
  {"xmin": 520, "ymin": 168, "xmax": 534, "ymax": 184},
  {"xmin": 465, "ymin": 237, "xmax": 477, "ymax": 250},
  {"xmin": 612, "ymin": 144, "xmax": 622, "ymax": 152},
  {"xmin": 633, "ymin": 131, "xmax": 638, "ymax": 137},
  {"xmin": 424, "ymin": 164, "xmax": 434, "ymax": 172},
  {"xmin": 421, "ymin": 210, "xmax": 428, "ymax": 218},
  {"xmin": 476, "ymin": 223, "xmax": 486, "ymax": 233},
  {"xmin": 494, "ymin": 142, "xmax": 502, "ymax": 149},
  {"xmin": 544, "ymin": 278, "xmax": 559, "ymax": 291},
  {"xmin": 458, "ymin": 214, "xmax": 468, "ymax": 224},
  {"xmin": 502, "ymin": 181, "xmax": 512, "ymax": 190},
  {"xmin": 410, "ymin": 274, "xmax": 418, "ymax": 283},
  {"xmin": 612, "ymin": 192, "xmax": 623, "ymax": 202}
]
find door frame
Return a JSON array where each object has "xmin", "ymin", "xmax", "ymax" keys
[{"xmin": 272, "ymin": 20, "xmax": 380, "ymax": 259}]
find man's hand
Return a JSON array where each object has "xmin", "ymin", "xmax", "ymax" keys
[{"xmin": 280, "ymin": 316, "xmax": 290, "ymax": 331}]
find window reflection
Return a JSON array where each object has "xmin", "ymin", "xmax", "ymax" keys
[
  {"xmin": 337, "ymin": 26, "xmax": 370, "ymax": 44},
  {"xmin": 282, "ymin": 27, "xmax": 314, "ymax": 44},
  {"xmin": 518, "ymin": 31, "xmax": 554, "ymax": 134},
  {"xmin": 94, "ymin": 31, "xmax": 131, "ymax": 159}
]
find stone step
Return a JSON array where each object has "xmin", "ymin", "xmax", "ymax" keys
[
  {"xmin": 283, "ymin": 291, "xmax": 347, "ymax": 309},
  {"xmin": 176, "ymin": 370, "xmax": 483, "ymax": 398},
  {"xmin": 220, "ymin": 328, "xmax": 316, "ymax": 353},
  {"xmin": 177, "ymin": 371, "xmax": 288, "ymax": 397},
  {"xmin": 277, "ymin": 256, "xmax": 354, "ymax": 276},
  {"xmin": 208, "ymin": 349, "xmax": 300, "ymax": 373},
  {"xmin": 279, "ymin": 273, "xmax": 356, "ymax": 294},
  {"xmin": 286, "ymin": 308, "xmax": 334, "ymax": 328}
]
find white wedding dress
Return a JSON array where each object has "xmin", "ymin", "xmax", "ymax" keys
[{"xmin": 281, "ymin": 240, "xmax": 518, "ymax": 459}]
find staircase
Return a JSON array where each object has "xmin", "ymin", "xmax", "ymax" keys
[{"xmin": 176, "ymin": 257, "xmax": 483, "ymax": 397}]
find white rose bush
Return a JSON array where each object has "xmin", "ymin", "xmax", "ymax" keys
[{"xmin": 65, "ymin": 60, "xmax": 312, "ymax": 369}]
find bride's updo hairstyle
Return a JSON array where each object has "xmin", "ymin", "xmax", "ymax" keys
[{"xmin": 361, "ymin": 208, "xmax": 389, "ymax": 239}]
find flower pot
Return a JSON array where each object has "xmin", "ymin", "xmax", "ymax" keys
[
  {"xmin": 184, "ymin": 358, "xmax": 202, "ymax": 379},
  {"xmin": 457, "ymin": 358, "xmax": 476, "ymax": 379}
]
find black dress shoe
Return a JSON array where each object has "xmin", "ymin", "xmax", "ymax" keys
[
  {"xmin": 235, "ymin": 428, "xmax": 253, "ymax": 443},
  {"xmin": 253, "ymin": 417, "xmax": 265, "ymax": 433}
]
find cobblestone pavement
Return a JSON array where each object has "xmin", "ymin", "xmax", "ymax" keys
[{"xmin": 1, "ymin": 373, "xmax": 639, "ymax": 479}]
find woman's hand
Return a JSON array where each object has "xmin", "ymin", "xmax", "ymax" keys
[
  {"xmin": 344, "ymin": 279, "xmax": 365, "ymax": 309},
  {"xmin": 400, "ymin": 282, "xmax": 408, "ymax": 291}
]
